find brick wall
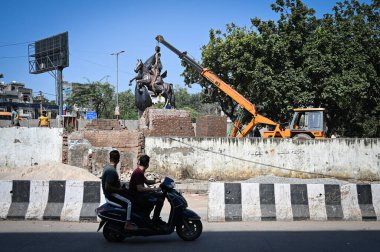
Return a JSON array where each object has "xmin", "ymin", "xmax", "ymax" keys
[
  {"xmin": 68, "ymin": 130, "xmax": 143, "ymax": 176},
  {"xmin": 85, "ymin": 119, "xmax": 122, "ymax": 130},
  {"xmin": 67, "ymin": 109, "xmax": 197, "ymax": 177},
  {"xmin": 83, "ymin": 130, "xmax": 141, "ymax": 148},
  {"xmin": 196, "ymin": 115, "xmax": 227, "ymax": 137},
  {"xmin": 140, "ymin": 108, "xmax": 195, "ymax": 137}
]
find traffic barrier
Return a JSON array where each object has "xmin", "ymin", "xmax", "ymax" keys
[
  {"xmin": 0, "ymin": 180, "xmax": 104, "ymax": 222},
  {"xmin": 2, "ymin": 180, "xmax": 379, "ymax": 222},
  {"xmin": 0, "ymin": 179, "xmax": 206, "ymax": 222},
  {"xmin": 208, "ymin": 182, "xmax": 380, "ymax": 221}
]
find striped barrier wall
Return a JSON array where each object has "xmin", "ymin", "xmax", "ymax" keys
[
  {"xmin": 2, "ymin": 180, "xmax": 380, "ymax": 222},
  {"xmin": 0, "ymin": 180, "xmax": 105, "ymax": 222},
  {"xmin": 208, "ymin": 183, "xmax": 380, "ymax": 222}
]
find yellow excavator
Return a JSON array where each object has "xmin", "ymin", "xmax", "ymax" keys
[{"xmin": 156, "ymin": 35, "xmax": 326, "ymax": 139}]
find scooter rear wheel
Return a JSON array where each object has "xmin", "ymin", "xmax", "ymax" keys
[
  {"xmin": 176, "ymin": 219, "xmax": 202, "ymax": 241},
  {"xmin": 103, "ymin": 222, "xmax": 125, "ymax": 242}
]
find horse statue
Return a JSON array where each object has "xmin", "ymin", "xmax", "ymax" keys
[{"xmin": 129, "ymin": 48, "xmax": 175, "ymax": 113}]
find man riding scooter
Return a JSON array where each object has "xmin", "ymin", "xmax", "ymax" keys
[
  {"xmin": 101, "ymin": 150, "xmax": 137, "ymax": 231},
  {"xmin": 129, "ymin": 154, "xmax": 166, "ymax": 229}
]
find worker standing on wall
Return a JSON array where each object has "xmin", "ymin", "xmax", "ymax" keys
[
  {"xmin": 38, "ymin": 111, "xmax": 50, "ymax": 127},
  {"xmin": 11, "ymin": 107, "xmax": 20, "ymax": 127}
]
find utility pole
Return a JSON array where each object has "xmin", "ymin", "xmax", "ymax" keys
[
  {"xmin": 111, "ymin": 50, "xmax": 125, "ymax": 119},
  {"xmin": 39, "ymin": 91, "xmax": 43, "ymax": 115}
]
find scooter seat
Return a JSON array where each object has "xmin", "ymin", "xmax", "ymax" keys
[{"xmin": 105, "ymin": 198, "xmax": 123, "ymax": 208}]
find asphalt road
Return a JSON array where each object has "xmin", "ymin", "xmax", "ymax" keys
[
  {"xmin": 1, "ymin": 194, "xmax": 380, "ymax": 252},
  {"xmin": 1, "ymin": 221, "xmax": 380, "ymax": 252}
]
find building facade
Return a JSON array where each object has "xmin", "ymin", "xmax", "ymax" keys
[{"xmin": 0, "ymin": 82, "xmax": 58, "ymax": 119}]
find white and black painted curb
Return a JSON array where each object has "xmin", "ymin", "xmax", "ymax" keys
[
  {"xmin": 208, "ymin": 183, "xmax": 380, "ymax": 222},
  {"xmin": 2, "ymin": 180, "xmax": 380, "ymax": 222},
  {"xmin": 0, "ymin": 180, "xmax": 105, "ymax": 222}
]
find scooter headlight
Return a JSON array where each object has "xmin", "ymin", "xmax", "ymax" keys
[{"xmin": 162, "ymin": 177, "xmax": 176, "ymax": 189}]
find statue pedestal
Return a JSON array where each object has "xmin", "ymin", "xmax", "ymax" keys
[{"xmin": 139, "ymin": 108, "xmax": 194, "ymax": 137}]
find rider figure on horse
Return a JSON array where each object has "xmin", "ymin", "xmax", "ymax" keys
[
  {"xmin": 129, "ymin": 46, "xmax": 175, "ymax": 111},
  {"xmin": 150, "ymin": 46, "xmax": 163, "ymax": 93}
]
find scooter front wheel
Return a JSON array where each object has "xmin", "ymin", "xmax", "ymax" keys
[
  {"xmin": 176, "ymin": 219, "xmax": 202, "ymax": 241},
  {"xmin": 103, "ymin": 222, "xmax": 125, "ymax": 242}
]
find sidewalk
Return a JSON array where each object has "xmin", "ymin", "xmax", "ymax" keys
[{"xmin": 175, "ymin": 180, "xmax": 209, "ymax": 194}]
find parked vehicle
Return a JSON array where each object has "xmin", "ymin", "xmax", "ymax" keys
[
  {"xmin": 96, "ymin": 177, "xmax": 202, "ymax": 242},
  {"xmin": 0, "ymin": 111, "xmax": 11, "ymax": 120}
]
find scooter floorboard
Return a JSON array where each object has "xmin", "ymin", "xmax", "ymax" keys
[{"xmin": 126, "ymin": 226, "xmax": 173, "ymax": 236}]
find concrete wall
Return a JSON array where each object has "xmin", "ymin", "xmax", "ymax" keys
[
  {"xmin": 145, "ymin": 137, "xmax": 380, "ymax": 181},
  {"xmin": 0, "ymin": 128, "xmax": 63, "ymax": 168},
  {"xmin": 119, "ymin": 120, "xmax": 138, "ymax": 130},
  {"xmin": 0, "ymin": 119, "xmax": 61, "ymax": 128},
  {"xmin": 1, "ymin": 118, "xmax": 98, "ymax": 130}
]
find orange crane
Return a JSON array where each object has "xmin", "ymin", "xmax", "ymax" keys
[{"xmin": 156, "ymin": 35, "xmax": 326, "ymax": 139}]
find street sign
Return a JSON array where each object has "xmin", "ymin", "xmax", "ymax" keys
[{"xmin": 86, "ymin": 111, "xmax": 97, "ymax": 120}]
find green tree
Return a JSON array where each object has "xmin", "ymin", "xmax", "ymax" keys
[
  {"xmin": 118, "ymin": 89, "xmax": 138, "ymax": 119},
  {"xmin": 173, "ymin": 86, "xmax": 221, "ymax": 121},
  {"xmin": 313, "ymin": 0, "xmax": 380, "ymax": 137},
  {"xmin": 181, "ymin": 0, "xmax": 380, "ymax": 137},
  {"xmin": 174, "ymin": 86, "xmax": 201, "ymax": 110},
  {"xmin": 66, "ymin": 81, "xmax": 115, "ymax": 118},
  {"xmin": 176, "ymin": 87, "xmax": 201, "ymax": 122}
]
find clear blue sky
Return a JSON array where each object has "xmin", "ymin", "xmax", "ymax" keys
[{"xmin": 0, "ymin": 0, "xmax": 366, "ymax": 100}]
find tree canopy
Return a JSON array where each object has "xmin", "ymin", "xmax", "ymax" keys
[
  {"xmin": 65, "ymin": 81, "xmax": 115, "ymax": 118},
  {"xmin": 181, "ymin": 0, "xmax": 380, "ymax": 137},
  {"xmin": 173, "ymin": 86, "xmax": 221, "ymax": 121}
]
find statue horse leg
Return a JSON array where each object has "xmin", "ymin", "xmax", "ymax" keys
[
  {"xmin": 168, "ymin": 84, "xmax": 175, "ymax": 108},
  {"xmin": 161, "ymin": 83, "xmax": 175, "ymax": 109}
]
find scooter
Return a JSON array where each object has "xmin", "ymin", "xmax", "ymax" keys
[{"xmin": 95, "ymin": 177, "xmax": 202, "ymax": 242}]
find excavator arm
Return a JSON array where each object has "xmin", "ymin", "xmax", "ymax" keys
[{"xmin": 156, "ymin": 35, "xmax": 278, "ymax": 137}]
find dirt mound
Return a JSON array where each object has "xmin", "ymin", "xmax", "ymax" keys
[{"xmin": 0, "ymin": 162, "xmax": 100, "ymax": 181}]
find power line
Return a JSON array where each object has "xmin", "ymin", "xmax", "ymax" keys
[
  {"xmin": 75, "ymin": 56, "xmax": 135, "ymax": 76},
  {"xmin": 0, "ymin": 55, "xmax": 27, "ymax": 59},
  {"xmin": 72, "ymin": 49, "xmax": 113, "ymax": 55},
  {"xmin": 0, "ymin": 50, "xmax": 135, "ymax": 77},
  {"xmin": 43, "ymin": 92, "xmax": 56, "ymax": 97},
  {"xmin": 32, "ymin": 91, "xmax": 56, "ymax": 97},
  {"xmin": 0, "ymin": 41, "xmax": 33, "ymax": 48}
]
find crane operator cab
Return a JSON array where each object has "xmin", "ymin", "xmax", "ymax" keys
[{"xmin": 289, "ymin": 108, "xmax": 326, "ymax": 139}]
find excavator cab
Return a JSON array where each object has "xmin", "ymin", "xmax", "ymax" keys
[{"xmin": 289, "ymin": 108, "xmax": 326, "ymax": 139}]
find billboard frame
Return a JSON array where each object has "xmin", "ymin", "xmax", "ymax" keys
[
  {"xmin": 28, "ymin": 32, "xmax": 69, "ymax": 118},
  {"xmin": 28, "ymin": 32, "xmax": 69, "ymax": 74}
]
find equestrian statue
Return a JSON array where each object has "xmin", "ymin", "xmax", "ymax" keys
[{"xmin": 129, "ymin": 46, "xmax": 176, "ymax": 114}]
